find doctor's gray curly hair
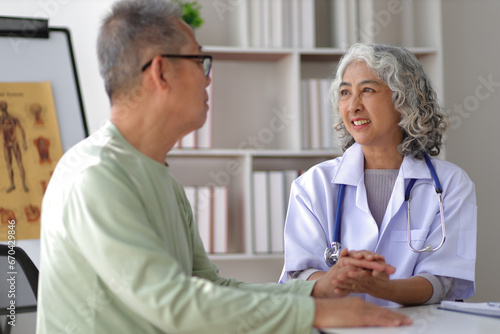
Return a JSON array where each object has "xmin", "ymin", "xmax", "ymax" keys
[{"xmin": 330, "ymin": 43, "xmax": 448, "ymax": 160}]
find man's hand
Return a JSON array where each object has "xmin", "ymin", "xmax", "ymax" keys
[{"xmin": 313, "ymin": 297, "xmax": 412, "ymax": 328}]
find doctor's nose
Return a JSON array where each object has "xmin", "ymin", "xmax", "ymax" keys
[{"xmin": 347, "ymin": 94, "xmax": 362, "ymax": 114}]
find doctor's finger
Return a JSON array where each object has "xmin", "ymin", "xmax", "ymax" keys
[
  {"xmin": 346, "ymin": 250, "xmax": 386, "ymax": 262},
  {"xmin": 339, "ymin": 248, "xmax": 350, "ymax": 257},
  {"xmin": 341, "ymin": 257, "xmax": 395, "ymax": 274},
  {"xmin": 349, "ymin": 269, "xmax": 388, "ymax": 281}
]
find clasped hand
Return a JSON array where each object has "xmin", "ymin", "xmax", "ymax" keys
[{"xmin": 312, "ymin": 248, "xmax": 393, "ymax": 299}]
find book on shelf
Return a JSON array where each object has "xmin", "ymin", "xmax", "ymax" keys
[
  {"xmin": 184, "ymin": 186, "xmax": 211, "ymax": 252},
  {"xmin": 307, "ymin": 78, "xmax": 322, "ymax": 149},
  {"xmin": 196, "ymin": 186, "xmax": 212, "ymax": 253},
  {"xmin": 212, "ymin": 186, "xmax": 229, "ymax": 254},
  {"xmin": 227, "ymin": 0, "xmax": 249, "ymax": 47},
  {"xmin": 290, "ymin": 0, "xmax": 301, "ymax": 48},
  {"xmin": 300, "ymin": 0, "xmax": 316, "ymax": 48},
  {"xmin": 184, "ymin": 185, "xmax": 228, "ymax": 254},
  {"xmin": 315, "ymin": 0, "xmax": 331, "ymax": 48},
  {"xmin": 283, "ymin": 170, "xmax": 299, "ymax": 204},
  {"xmin": 282, "ymin": 0, "xmax": 292, "ymax": 48},
  {"xmin": 301, "ymin": 77, "xmax": 340, "ymax": 150},
  {"xmin": 184, "ymin": 186, "xmax": 197, "ymax": 213},
  {"xmin": 268, "ymin": 171, "xmax": 286, "ymax": 253},
  {"xmin": 319, "ymin": 78, "xmax": 334, "ymax": 149},
  {"xmin": 271, "ymin": 0, "xmax": 285, "ymax": 48},
  {"xmin": 249, "ymin": 0, "xmax": 261, "ymax": 48},
  {"xmin": 261, "ymin": 0, "xmax": 271, "ymax": 48},
  {"xmin": 233, "ymin": 0, "xmax": 319, "ymax": 49},
  {"xmin": 301, "ymin": 79, "xmax": 310, "ymax": 149},
  {"xmin": 252, "ymin": 169, "xmax": 300, "ymax": 254},
  {"xmin": 328, "ymin": 0, "xmax": 358, "ymax": 49},
  {"xmin": 180, "ymin": 131, "xmax": 196, "ymax": 148},
  {"xmin": 345, "ymin": 0, "xmax": 358, "ymax": 47},
  {"xmin": 252, "ymin": 171, "xmax": 269, "ymax": 253}
]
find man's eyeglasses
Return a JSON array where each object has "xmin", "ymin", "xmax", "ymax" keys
[{"xmin": 141, "ymin": 54, "xmax": 213, "ymax": 76}]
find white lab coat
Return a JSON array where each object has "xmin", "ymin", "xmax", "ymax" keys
[{"xmin": 279, "ymin": 143, "xmax": 477, "ymax": 306}]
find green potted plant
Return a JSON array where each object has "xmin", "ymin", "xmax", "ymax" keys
[{"xmin": 173, "ymin": 0, "xmax": 204, "ymax": 29}]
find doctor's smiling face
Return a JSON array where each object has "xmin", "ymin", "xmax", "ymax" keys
[{"xmin": 339, "ymin": 61, "xmax": 403, "ymax": 151}]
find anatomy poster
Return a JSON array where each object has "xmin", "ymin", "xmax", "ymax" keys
[{"xmin": 0, "ymin": 81, "xmax": 63, "ymax": 240}]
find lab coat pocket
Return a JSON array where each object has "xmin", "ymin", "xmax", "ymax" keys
[
  {"xmin": 390, "ymin": 229, "xmax": 429, "ymax": 251},
  {"xmin": 457, "ymin": 201, "xmax": 477, "ymax": 261}
]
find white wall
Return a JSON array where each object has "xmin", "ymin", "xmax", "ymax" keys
[{"xmin": 441, "ymin": 0, "xmax": 500, "ymax": 302}]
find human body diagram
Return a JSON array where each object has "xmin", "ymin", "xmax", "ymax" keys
[{"xmin": 0, "ymin": 100, "xmax": 29, "ymax": 193}]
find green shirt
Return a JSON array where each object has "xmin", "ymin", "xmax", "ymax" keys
[{"xmin": 37, "ymin": 122, "xmax": 315, "ymax": 334}]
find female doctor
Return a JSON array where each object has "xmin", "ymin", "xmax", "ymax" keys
[{"xmin": 279, "ymin": 43, "xmax": 477, "ymax": 307}]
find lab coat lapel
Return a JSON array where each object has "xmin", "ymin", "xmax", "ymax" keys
[
  {"xmin": 332, "ymin": 143, "xmax": 364, "ymax": 187},
  {"xmin": 332, "ymin": 143, "xmax": 370, "ymax": 214}
]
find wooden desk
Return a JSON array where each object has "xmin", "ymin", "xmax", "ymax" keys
[{"xmin": 318, "ymin": 305, "xmax": 500, "ymax": 334}]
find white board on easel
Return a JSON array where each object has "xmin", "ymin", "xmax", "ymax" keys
[{"xmin": 0, "ymin": 17, "xmax": 88, "ymax": 265}]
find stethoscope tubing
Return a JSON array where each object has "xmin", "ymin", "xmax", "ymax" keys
[
  {"xmin": 406, "ymin": 186, "xmax": 446, "ymax": 253},
  {"xmin": 333, "ymin": 184, "xmax": 346, "ymax": 243}
]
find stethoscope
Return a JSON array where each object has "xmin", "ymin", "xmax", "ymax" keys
[{"xmin": 324, "ymin": 153, "xmax": 447, "ymax": 267}]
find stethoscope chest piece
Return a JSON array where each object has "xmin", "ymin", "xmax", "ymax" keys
[{"xmin": 324, "ymin": 241, "xmax": 341, "ymax": 267}]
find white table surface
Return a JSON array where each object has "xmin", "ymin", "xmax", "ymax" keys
[{"xmin": 317, "ymin": 304, "xmax": 500, "ymax": 334}]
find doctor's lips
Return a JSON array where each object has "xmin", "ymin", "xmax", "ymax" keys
[{"xmin": 351, "ymin": 118, "xmax": 371, "ymax": 126}]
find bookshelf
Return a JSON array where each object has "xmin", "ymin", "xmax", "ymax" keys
[{"xmin": 167, "ymin": 0, "xmax": 443, "ymax": 283}]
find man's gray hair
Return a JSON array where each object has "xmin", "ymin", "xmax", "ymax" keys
[{"xmin": 97, "ymin": 0, "xmax": 184, "ymax": 101}]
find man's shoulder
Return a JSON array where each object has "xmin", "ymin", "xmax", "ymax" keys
[{"xmin": 50, "ymin": 127, "xmax": 119, "ymax": 183}]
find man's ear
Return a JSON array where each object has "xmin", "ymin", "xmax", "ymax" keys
[{"xmin": 147, "ymin": 55, "xmax": 173, "ymax": 89}]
